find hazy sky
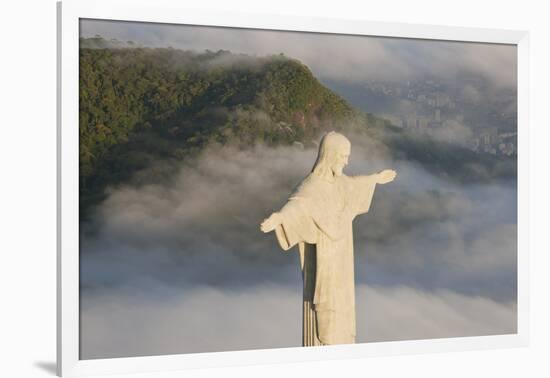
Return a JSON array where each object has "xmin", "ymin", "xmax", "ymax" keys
[{"xmin": 80, "ymin": 19, "xmax": 517, "ymax": 88}]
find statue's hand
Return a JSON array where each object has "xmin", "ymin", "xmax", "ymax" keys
[
  {"xmin": 377, "ymin": 169, "xmax": 397, "ymax": 184},
  {"xmin": 260, "ymin": 212, "xmax": 282, "ymax": 233}
]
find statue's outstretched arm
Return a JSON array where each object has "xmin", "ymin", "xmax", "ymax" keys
[
  {"xmin": 348, "ymin": 170, "xmax": 395, "ymax": 216},
  {"xmin": 260, "ymin": 212, "xmax": 282, "ymax": 233},
  {"xmin": 375, "ymin": 169, "xmax": 397, "ymax": 184}
]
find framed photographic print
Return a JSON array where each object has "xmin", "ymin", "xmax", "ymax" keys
[{"xmin": 57, "ymin": 0, "xmax": 529, "ymax": 376}]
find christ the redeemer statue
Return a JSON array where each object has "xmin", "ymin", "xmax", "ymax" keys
[{"xmin": 260, "ymin": 131, "xmax": 396, "ymax": 346}]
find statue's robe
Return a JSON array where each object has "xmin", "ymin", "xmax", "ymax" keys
[{"xmin": 274, "ymin": 173, "xmax": 377, "ymax": 346}]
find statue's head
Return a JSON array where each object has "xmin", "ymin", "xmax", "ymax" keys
[{"xmin": 312, "ymin": 131, "xmax": 351, "ymax": 180}]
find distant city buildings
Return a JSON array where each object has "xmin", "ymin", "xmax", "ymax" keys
[
  {"xmin": 364, "ymin": 77, "xmax": 517, "ymax": 157},
  {"xmin": 471, "ymin": 129, "xmax": 517, "ymax": 156}
]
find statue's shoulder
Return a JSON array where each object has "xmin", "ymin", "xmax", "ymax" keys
[
  {"xmin": 338, "ymin": 174, "xmax": 355, "ymax": 186},
  {"xmin": 292, "ymin": 174, "xmax": 325, "ymax": 196}
]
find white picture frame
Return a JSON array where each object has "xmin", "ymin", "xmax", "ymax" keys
[{"xmin": 57, "ymin": 0, "xmax": 530, "ymax": 376}]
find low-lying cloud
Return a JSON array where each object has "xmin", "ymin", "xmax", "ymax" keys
[
  {"xmin": 80, "ymin": 135, "xmax": 517, "ymax": 357},
  {"xmin": 81, "ymin": 283, "xmax": 516, "ymax": 359}
]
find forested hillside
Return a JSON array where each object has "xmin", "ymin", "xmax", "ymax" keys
[{"xmin": 79, "ymin": 41, "xmax": 386, "ymax": 216}]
